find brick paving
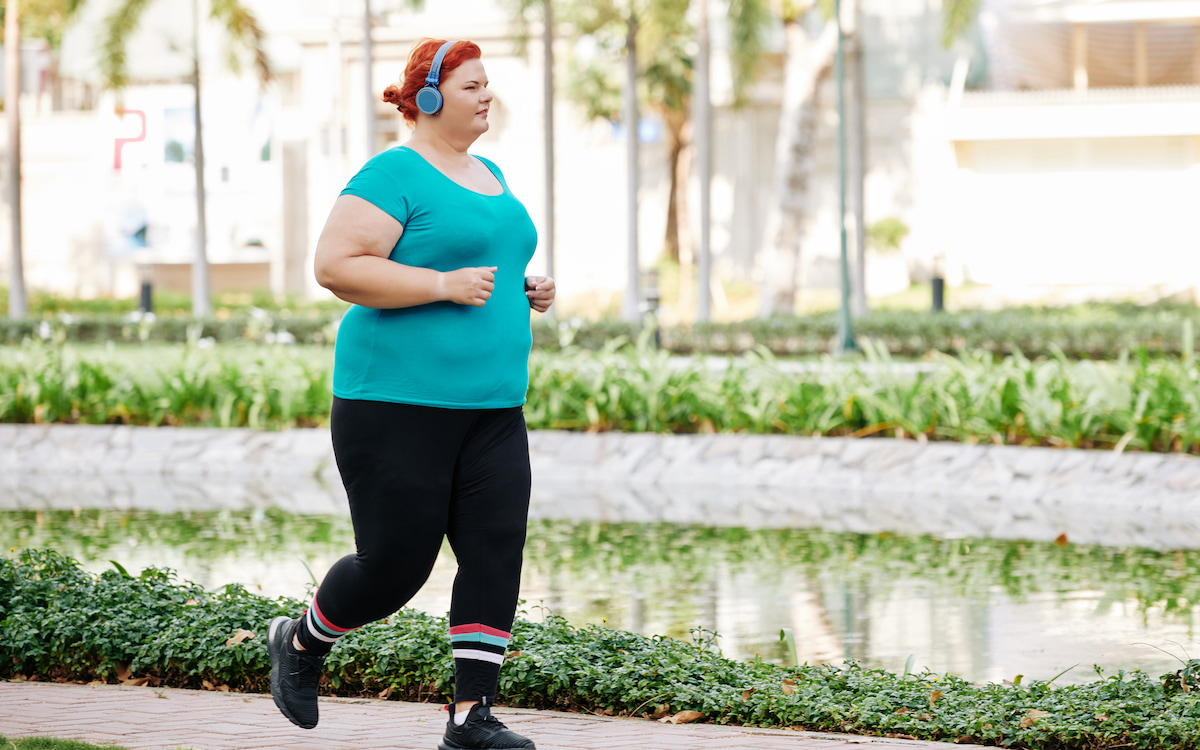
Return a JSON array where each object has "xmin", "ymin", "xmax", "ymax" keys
[{"xmin": 0, "ymin": 682, "xmax": 978, "ymax": 750}]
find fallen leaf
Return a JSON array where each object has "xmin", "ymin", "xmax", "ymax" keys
[
  {"xmin": 648, "ymin": 704, "xmax": 671, "ymax": 720},
  {"xmin": 202, "ymin": 680, "xmax": 215, "ymax": 691},
  {"xmin": 661, "ymin": 710, "xmax": 706, "ymax": 725},
  {"xmin": 1055, "ymin": 533, "xmax": 1069, "ymax": 548},
  {"xmin": 215, "ymin": 684, "xmax": 230, "ymax": 692},
  {"xmin": 377, "ymin": 686, "xmax": 393, "ymax": 700},
  {"xmin": 184, "ymin": 599, "xmax": 199, "ymax": 606},
  {"xmin": 917, "ymin": 713, "xmax": 932, "ymax": 721},
  {"xmin": 1020, "ymin": 709, "xmax": 1051, "ymax": 728},
  {"xmin": 116, "ymin": 664, "xmax": 132, "ymax": 682},
  {"xmin": 930, "ymin": 690, "xmax": 944, "ymax": 706},
  {"xmin": 506, "ymin": 650, "xmax": 522, "ymax": 659},
  {"xmin": 1095, "ymin": 713, "xmax": 1110, "ymax": 722},
  {"xmin": 895, "ymin": 707, "xmax": 910, "ymax": 715},
  {"xmin": 886, "ymin": 734, "xmax": 918, "ymax": 741},
  {"xmin": 124, "ymin": 677, "xmax": 150, "ymax": 687},
  {"xmin": 955, "ymin": 737, "xmax": 975, "ymax": 744},
  {"xmin": 225, "ymin": 629, "xmax": 256, "ymax": 646},
  {"xmin": 781, "ymin": 678, "xmax": 797, "ymax": 695},
  {"xmin": 741, "ymin": 687, "xmax": 756, "ymax": 702}
]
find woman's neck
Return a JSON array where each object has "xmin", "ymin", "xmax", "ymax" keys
[{"xmin": 406, "ymin": 132, "xmax": 472, "ymax": 168}]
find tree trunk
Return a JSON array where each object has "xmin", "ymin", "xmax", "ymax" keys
[
  {"xmin": 848, "ymin": 3, "xmax": 868, "ymax": 316},
  {"xmin": 49, "ymin": 51, "xmax": 63, "ymax": 112},
  {"xmin": 191, "ymin": 0, "xmax": 212, "ymax": 317},
  {"xmin": 620, "ymin": 14, "xmax": 641, "ymax": 322},
  {"xmin": 542, "ymin": 0, "xmax": 556, "ymax": 286},
  {"xmin": 757, "ymin": 19, "xmax": 838, "ymax": 318},
  {"xmin": 660, "ymin": 108, "xmax": 687, "ymax": 265},
  {"xmin": 363, "ymin": 0, "xmax": 376, "ymax": 158},
  {"xmin": 693, "ymin": 0, "xmax": 712, "ymax": 322},
  {"xmin": 6, "ymin": 0, "xmax": 27, "ymax": 317}
]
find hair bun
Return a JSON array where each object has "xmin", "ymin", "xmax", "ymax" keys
[{"xmin": 381, "ymin": 85, "xmax": 403, "ymax": 109}]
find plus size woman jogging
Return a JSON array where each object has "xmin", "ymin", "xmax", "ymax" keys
[{"xmin": 266, "ymin": 38, "xmax": 554, "ymax": 750}]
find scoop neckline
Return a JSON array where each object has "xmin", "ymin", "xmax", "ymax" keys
[{"xmin": 397, "ymin": 146, "xmax": 506, "ymax": 197}]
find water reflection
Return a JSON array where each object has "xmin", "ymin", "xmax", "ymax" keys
[{"xmin": 3, "ymin": 508, "xmax": 1199, "ymax": 686}]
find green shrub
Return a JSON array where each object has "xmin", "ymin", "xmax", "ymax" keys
[
  {"xmin": 7, "ymin": 341, "xmax": 1200, "ymax": 453},
  {"xmin": 867, "ymin": 217, "xmax": 909, "ymax": 252},
  {"xmin": 0, "ymin": 343, "xmax": 332, "ymax": 429},
  {"xmin": 8, "ymin": 549, "xmax": 1200, "ymax": 747},
  {"xmin": 4, "ymin": 299, "xmax": 1200, "ymax": 360}
]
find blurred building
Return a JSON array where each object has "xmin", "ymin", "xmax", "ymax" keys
[{"xmin": 916, "ymin": 0, "xmax": 1200, "ymax": 298}]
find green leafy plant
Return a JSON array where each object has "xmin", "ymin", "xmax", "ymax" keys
[
  {"xmin": 8, "ymin": 549, "xmax": 1200, "ymax": 747},
  {"xmin": 867, "ymin": 217, "xmax": 909, "ymax": 253},
  {"xmin": 5, "ymin": 297, "xmax": 1200, "ymax": 360},
  {"xmin": 9, "ymin": 339, "xmax": 1200, "ymax": 453},
  {"xmin": 0, "ymin": 738, "xmax": 140, "ymax": 750}
]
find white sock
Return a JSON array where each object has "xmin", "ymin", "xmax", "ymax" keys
[{"xmin": 453, "ymin": 708, "xmax": 471, "ymax": 726}]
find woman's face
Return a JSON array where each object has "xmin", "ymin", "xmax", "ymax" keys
[{"xmin": 433, "ymin": 58, "xmax": 493, "ymax": 138}]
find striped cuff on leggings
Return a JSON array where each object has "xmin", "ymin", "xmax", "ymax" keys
[
  {"xmin": 304, "ymin": 599, "xmax": 355, "ymax": 644},
  {"xmin": 449, "ymin": 624, "xmax": 511, "ymax": 665}
]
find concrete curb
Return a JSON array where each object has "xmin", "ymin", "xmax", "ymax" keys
[{"xmin": 3, "ymin": 423, "xmax": 1200, "ymax": 548}]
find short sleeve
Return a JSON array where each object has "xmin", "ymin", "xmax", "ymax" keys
[{"xmin": 340, "ymin": 149, "xmax": 412, "ymax": 225}]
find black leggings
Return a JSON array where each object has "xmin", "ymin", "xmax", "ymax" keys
[{"xmin": 307, "ymin": 397, "xmax": 531, "ymax": 702}]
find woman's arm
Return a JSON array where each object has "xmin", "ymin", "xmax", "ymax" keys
[{"xmin": 314, "ymin": 194, "xmax": 497, "ymax": 309}]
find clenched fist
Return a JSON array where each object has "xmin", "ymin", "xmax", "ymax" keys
[
  {"xmin": 440, "ymin": 266, "xmax": 497, "ymax": 307},
  {"xmin": 525, "ymin": 275, "xmax": 556, "ymax": 313}
]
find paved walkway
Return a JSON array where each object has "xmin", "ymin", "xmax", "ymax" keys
[{"xmin": 0, "ymin": 682, "xmax": 977, "ymax": 750}]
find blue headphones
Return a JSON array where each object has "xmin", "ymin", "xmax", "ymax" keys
[{"xmin": 415, "ymin": 41, "xmax": 455, "ymax": 116}]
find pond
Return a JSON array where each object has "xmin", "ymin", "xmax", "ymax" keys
[{"xmin": 4, "ymin": 505, "xmax": 1199, "ymax": 687}]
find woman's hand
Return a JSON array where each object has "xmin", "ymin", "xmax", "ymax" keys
[
  {"xmin": 440, "ymin": 266, "xmax": 497, "ymax": 307},
  {"xmin": 525, "ymin": 276, "xmax": 556, "ymax": 313}
]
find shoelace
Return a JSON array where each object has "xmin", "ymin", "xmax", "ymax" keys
[
  {"xmin": 294, "ymin": 653, "xmax": 323, "ymax": 690},
  {"xmin": 466, "ymin": 709, "xmax": 508, "ymax": 734}
]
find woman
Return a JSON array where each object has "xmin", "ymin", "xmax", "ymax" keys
[{"xmin": 267, "ymin": 38, "xmax": 553, "ymax": 750}]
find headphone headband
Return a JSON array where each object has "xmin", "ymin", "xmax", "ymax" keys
[{"xmin": 425, "ymin": 41, "xmax": 455, "ymax": 87}]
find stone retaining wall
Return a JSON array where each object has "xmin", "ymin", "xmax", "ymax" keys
[{"xmin": 3, "ymin": 424, "xmax": 1200, "ymax": 549}]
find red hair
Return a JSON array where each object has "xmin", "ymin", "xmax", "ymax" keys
[{"xmin": 382, "ymin": 39, "xmax": 483, "ymax": 124}]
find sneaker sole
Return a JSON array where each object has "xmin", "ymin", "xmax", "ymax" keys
[
  {"xmin": 268, "ymin": 616, "xmax": 317, "ymax": 730},
  {"xmin": 437, "ymin": 738, "xmax": 536, "ymax": 750}
]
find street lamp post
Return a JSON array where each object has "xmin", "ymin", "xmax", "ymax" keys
[{"xmin": 834, "ymin": 0, "xmax": 857, "ymax": 354}]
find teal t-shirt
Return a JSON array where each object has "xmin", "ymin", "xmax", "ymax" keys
[{"xmin": 332, "ymin": 146, "xmax": 537, "ymax": 408}]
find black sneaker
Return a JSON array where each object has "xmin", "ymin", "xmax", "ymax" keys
[
  {"xmin": 267, "ymin": 615, "xmax": 324, "ymax": 729},
  {"xmin": 438, "ymin": 699, "xmax": 535, "ymax": 749}
]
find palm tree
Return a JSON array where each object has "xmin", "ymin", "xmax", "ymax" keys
[
  {"xmin": 759, "ymin": 0, "xmax": 978, "ymax": 317},
  {"xmin": 3, "ymin": 0, "xmax": 90, "ymax": 318},
  {"xmin": 4, "ymin": 0, "xmax": 26, "ymax": 317},
  {"xmin": 511, "ymin": 0, "xmax": 770, "ymax": 320},
  {"xmin": 98, "ymin": 0, "xmax": 272, "ymax": 318},
  {"xmin": 497, "ymin": 0, "xmax": 558, "ymax": 308}
]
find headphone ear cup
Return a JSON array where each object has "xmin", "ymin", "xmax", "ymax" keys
[{"xmin": 416, "ymin": 85, "xmax": 443, "ymax": 115}]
